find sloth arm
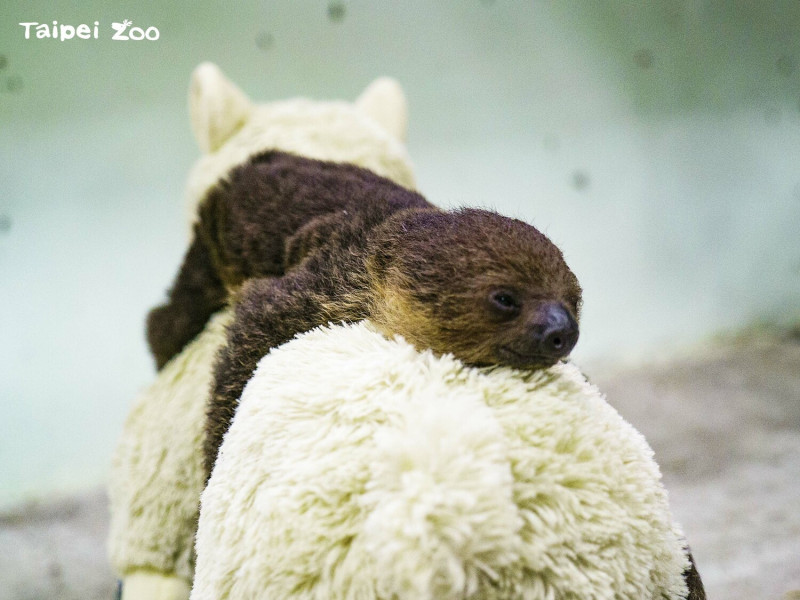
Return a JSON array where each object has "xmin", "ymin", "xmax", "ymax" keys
[
  {"xmin": 203, "ymin": 265, "xmax": 364, "ymax": 479},
  {"xmin": 147, "ymin": 200, "xmax": 368, "ymax": 372},
  {"xmin": 144, "ymin": 181, "xmax": 324, "ymax": 372},
  {"xmin": 146, "ymin": 231, "xmax": 227, "ymax": 370}
]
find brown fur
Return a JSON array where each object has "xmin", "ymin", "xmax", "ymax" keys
[
  {"xmin": 685, "ymin": 550, "xmax": 706, "ymax": 599},
  {"xmin": 195, "ymin": 151, "xmax": 583, "ymax": 479},
  {"xmin": 366, "ymin": 208, "xmax": 583, "ymax": 368},
  {"xmin": 146, "ymin": 233, "xmax": 227, "ymax": 370},
  {"xmin": 146, "ymin": 152, "xmax": 429, "ymax": 368}
]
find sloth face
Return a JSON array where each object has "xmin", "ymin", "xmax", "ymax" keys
[{"xmin": 370, "ymin": 208, "xmax": 582, "ymax": 370}]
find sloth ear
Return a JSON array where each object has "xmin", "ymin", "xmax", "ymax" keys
[
  {"xmin": 189, "ymin": 62, "xmax": 253, "ymax": 153},
  {"xmin": 355, "ymin": 77, "xmax": 409, "ymax": 142}
]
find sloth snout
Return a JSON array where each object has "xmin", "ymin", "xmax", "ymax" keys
[{"xmin": 533, "ymin": 302, "xmax": 579, "ymax": 360}]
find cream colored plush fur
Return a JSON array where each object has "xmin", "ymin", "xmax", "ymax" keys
[
  {"xmin": 120, "ymin": 570, "xmax": 193, "ymax": 600},
  {"xmin": 108, "ymin": 63, "xmax": 418, "ymax": 598},
  {"xmin": 108, "ymin": 310, "xmax": 232, "ymax": 589},
  {"xmin": 192, "ymin": 322, "xmax": 691, "ymax": 600}
]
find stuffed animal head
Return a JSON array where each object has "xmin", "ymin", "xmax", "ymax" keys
[{"xmin": 184, "ymin": 62, "xmax": 416, "ymax": 224}]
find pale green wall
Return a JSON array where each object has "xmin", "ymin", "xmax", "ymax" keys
[{"xmin": 2, "ymin": 1, "xmax": 799, "ymax": 506}]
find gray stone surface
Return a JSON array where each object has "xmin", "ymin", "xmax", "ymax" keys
[
  {"xmin": 0, "ymin": 490, "xmax": 117, "ymax": 600},
  {"xmin": 591, "ymin": 330, "xmax": 800, "ymax": 600},
  {"xmin": 1, "ymin": 330, "xmax": 798, "ymax": 599}
]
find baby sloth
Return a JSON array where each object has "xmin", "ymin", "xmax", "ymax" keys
[{"xmin": 150, "ymin": 151, "xmax": 582, "ymax": 476}]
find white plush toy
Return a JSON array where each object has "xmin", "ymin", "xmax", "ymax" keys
[
  {"xmin": 108, "ymin": 63, "xmax": 417, "ymax": 600},
  {"xmin": 192, "ymin": 322, "xmax": 695, "ymax": 600},
  {"xmin": 110, "ymin": 63, "xmax": 704, "ymax": 600}
]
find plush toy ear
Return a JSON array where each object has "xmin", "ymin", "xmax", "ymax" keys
[
  {"xmin": 189, "ymin": 62, "xmax": 253, "ymax": 153},
  {"xmin": 355, "ymin": 77, "xmax": 409, "ymax": 142}
]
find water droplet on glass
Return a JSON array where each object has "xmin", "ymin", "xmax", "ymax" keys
[
  {"xmin": 776, "ymin": 55, "xmax": 795, "ymax": 78},
  {"xmin": 0, "ymin": 215, "xmax": 11, "ymax": 234},
  {"xmin": 255, "ymin": 31, "xmax": 274, "ymax": 51},
  {"xmin": 0, "ymin": 55, "xmax": 7, "ymax": 70},
  {"xmin": 572, "ymin": 170, "xmax": 590, "ymax": 192},
  {"xmin": 634, "ymin": 49, "xmax": 654, "ymax": 70},
  {"xmin": 327, "ymin": 2, "xmax": 346, "ymax": 22},
  {"xmin": 47, "ymin": 561, "xmax": 62, "ymax": 580},
  {"xmin": 6, "ymin": 75, "xmax": 23, "ymax": 93}
]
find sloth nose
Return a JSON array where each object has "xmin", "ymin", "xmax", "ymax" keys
[{"xmin": 533, "ymin": 302, "xmax": 579, "ymax": 360}]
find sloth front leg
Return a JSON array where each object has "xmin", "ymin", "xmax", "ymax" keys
[
  {"xmin": 147, "ymin": 232, "xmax": 227, "ymax": 370},
  {"xmin": 203, "ymin": 272, "xmax": 333, "ymax": 480}
]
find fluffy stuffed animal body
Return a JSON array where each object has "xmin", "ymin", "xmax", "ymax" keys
[
  {"xmin": 108, "ymin": 63, "xmax": 417, "ymax": 600},
  {"xmin": 192, "ymin": 321, "xmax": 703, "ymax": 600}
]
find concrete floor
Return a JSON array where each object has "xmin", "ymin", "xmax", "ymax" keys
[
  {"xmin": 1, "ymin": 330, "xmax": 798, "ymax": 600},
  {"xmin": 592, "ymin": 329, "xmax": 800, "ymax": 600},
  {"xmin": 0, "ymin": 490, "xmax": 117, "ymax": 600}
]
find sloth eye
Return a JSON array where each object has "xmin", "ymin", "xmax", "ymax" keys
[{"xmin": 489, "ymin": 291, "xmax": 520, "ymax": 314}]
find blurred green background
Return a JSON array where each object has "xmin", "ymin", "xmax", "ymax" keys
[{"xmin": 1, "ymin": 0, "xmax": 799, "ymax": 507}]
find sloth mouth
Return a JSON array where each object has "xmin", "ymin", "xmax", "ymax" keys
[{"xmin": 496, "ymin": 346, "xmax": 558, "ymax": 370}]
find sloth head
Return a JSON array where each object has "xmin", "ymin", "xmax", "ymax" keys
[{"xmin": 369, "ymin": 208, "xmax": 582, "ymax": 370}]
